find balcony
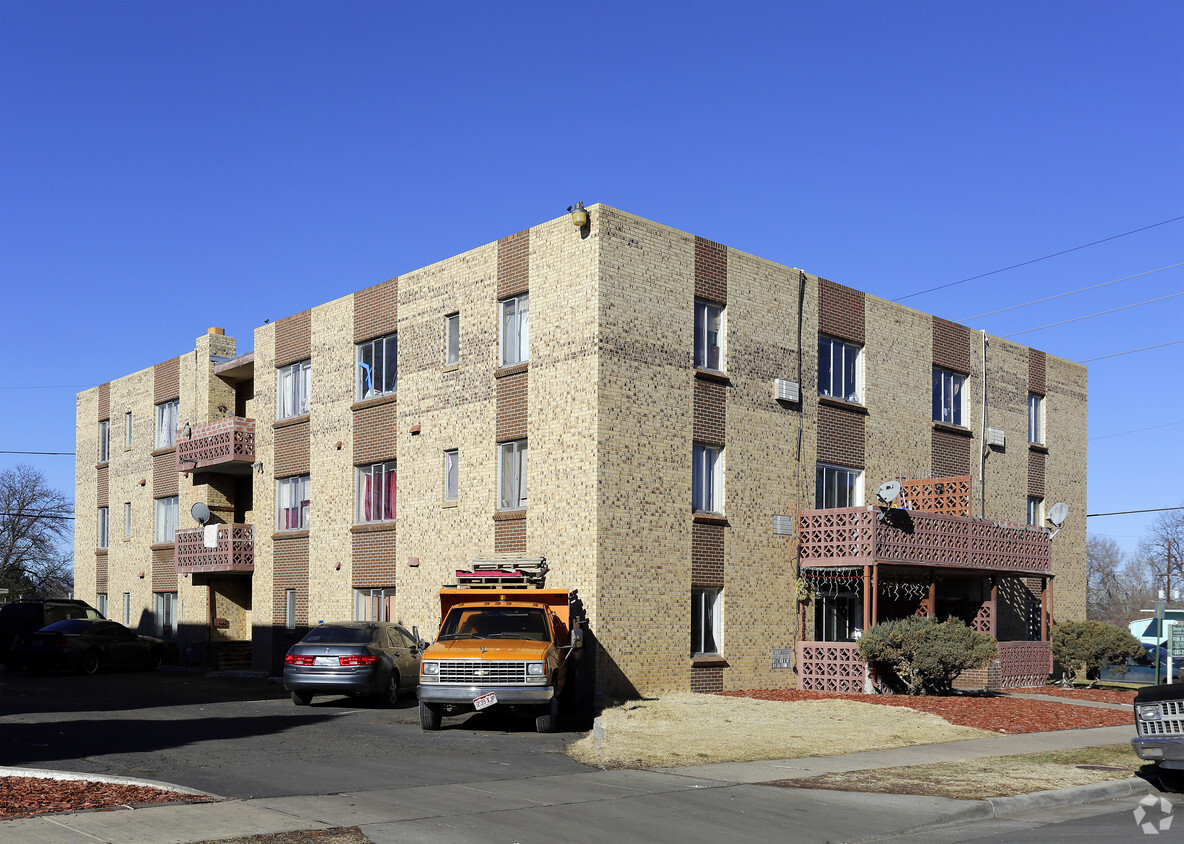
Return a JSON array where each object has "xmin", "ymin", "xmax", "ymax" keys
[
  {"xmin": 176, "ymin": 417, "xmax": 256, "ymax": 474},
  {"xmin": 798, "ymin": 506, "xmax": 1051, "ymax": 576},
  {"xmin": 176, "ymin": 525, "xmax": 254, "ymax": 575}
]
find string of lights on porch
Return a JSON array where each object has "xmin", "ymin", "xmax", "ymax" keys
[{"xmin": 799, "ymin": 568, "xmax": 930, "ymax": 601}]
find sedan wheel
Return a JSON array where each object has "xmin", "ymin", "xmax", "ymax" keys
[
  {"xmin": 291, "ymin": 690, "xmax": 313, "ymax": 706},
  {"xmin": 143, "ymin": 648, "xmax": 163, "ymax": 671},
  {"xmin": 382, "ymin": 672, "xmax": 400, "ymax": 708},
  {"xmin": 81, "ymin": 650, "xmax": 101, "ymax": 675}
]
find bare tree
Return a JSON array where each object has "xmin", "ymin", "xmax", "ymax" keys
[
  {"xmin": 1138, "ymin": 507, "xmax": 1184, "ymax": 604},
  {"xmin": 1087, "ymin": 534, "xmax": 1155, "ymax": 625},
  {"xmin": 0, "ymin": 465, "xmax": 73, "ymax": 599}
]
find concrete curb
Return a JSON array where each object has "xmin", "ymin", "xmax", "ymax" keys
[{"xmin": 0, "ymin": 766, "xmax": 222, "ymax": 800}]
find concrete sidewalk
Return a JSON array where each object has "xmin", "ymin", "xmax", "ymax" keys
[{"xmin": 0, "ymin": 723, "xmax": 1149, "ymax": 844}]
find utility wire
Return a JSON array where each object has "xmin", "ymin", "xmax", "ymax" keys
[
  {"xmin": 1087, "ymin": 507, "xmax": 1184, "ymax": 518},
  {"xmin": 0, "ymin": 511, "xmax": 74, "ymax": 520},
  {"xmin": 960, "ymin": 262, "xmax": 1183, "ymax": 322},
  {"xmin": 1079, "ymin": 340, "xmax": 1184, "ymax": 363},
  {"xmin": 0, "ymin": 451, "xmax": 76, "ymax": 456},
  {"xmin": 1003, "ymin": 292, "xmax": 1184, "ymax": 338},
  {"xmin": 1090, "ymin": 420, "xmax": 1184, "ymax": 441},
  {"xmin": 893, "ymin": 215, "xmax": 1184, "ymax": 303}
]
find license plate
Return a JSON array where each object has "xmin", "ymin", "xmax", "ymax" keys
[
  {"xmin": 473, "ymin": 692, "xmax": 497, "ymax": 711},
  {"xmin": 314, "ymin": 656, "xmax": 337, "ymax": 666}
]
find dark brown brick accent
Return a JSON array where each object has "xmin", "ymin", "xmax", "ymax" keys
[
  {"xmin": 932, "ymin": 428, "xmax": 973, "ymax": 478},
  {"xmin": 693, "ymin": 379, "xmax": 726, "ymax": 447},
  {"xmin": 153, "ymin": 451, "xmax": 178, "ymax": 498},
  {"xmin": 819, "ymin": 278, "xmax": 866, "ymax": 344},
  {"xmin": 153, "ymin": 358, "xmax": 180, "ymax": 403},
  {"xmin": 692, "ymin": 523, "xmax": 724, "ymax": 588},
  {"xmin": 152, "ymin": 548, "xmax": 177, "ymax": 591},
  {"xmin": 496, "ymin": 370, "xmax": 528, "ymax": 442},
  {"xmin": 353, "ymin": 399, "xmax": 397, "ymax": 465},
  {"xmin": 275, "ymin": 310, "xmax": 312, "ymax": 367},
  {"xmin": 690, "ymin": 664, "xmax": 724, "ymax": 693},
  {"xmin": 1028, "ymin": 449, "xmax": 1046, "ymax": 498},
  {"xmin": 352, "ymin": 524, "xmax": 397, "ymax": 587},
  {"xmin": 817, "ymin": 403, "xmax": 866, "ymax": 468},
  {"xmin": 694, "ymin": 236, "xmax": 727, "ymax": 304},
  {"xmin": 96, "ymin": 465, "xmax": 108, "ymax": 508},
  {"xmin": 273, "ymin": 534, "xmax": 310, "ymax": 626},
  {"xmin": 494, "ymin": 516, "xmax": 526, "ymax": 554},
  {"xmin": 274, "ymin": 420, "xmax": 310, "ymax": 478},
  {"xmin": 354, "ymin": 277, "xmax": 398, "ymax": 343},
  {"xmin": 97, "ymin": 383, "xmax": 110, "ymax": 420},
  {"xmin": 497, "ymin": 231, "xmax": 530, "ymax": 299},
  {"xmin": 1029, "ymin": 348, "xmax": 1047, "ymax": 395},
  {"xmin": 932, "ymin": 317, "xmax": 973, "ymax": 374}
]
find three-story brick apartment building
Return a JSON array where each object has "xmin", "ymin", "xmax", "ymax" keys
[{"xmin": 74, "ymin": 205, "xmax": 1087, "ymax": 695}]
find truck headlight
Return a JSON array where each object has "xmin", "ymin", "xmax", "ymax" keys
[
  {"xmin": 421, "ymin": 662, "xmax": 439, "ymax": 682},
  {"xmin": 1137, "ymin": 704, "xmax": 1161, "ymax": 721},
  {"xmin": 526, "ymin": 662, "xmax": 546, "ymax": 682}
]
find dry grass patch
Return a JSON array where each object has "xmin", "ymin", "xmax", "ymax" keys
[
  {"xmin": 567, "ymin": 693, "xmax": 991, "ymax": 769},
  {"xmin": 766, "ymin": 744, "xmax": 1142, "ymax": 800}
]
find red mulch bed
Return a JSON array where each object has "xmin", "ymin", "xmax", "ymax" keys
[
  {"xmin": 1011, "ymin": 685, "xmax": 1137, "ymax": 705},
  {"xmin": 0, "ymin": 776, "xmax": 212, "ymax": 819},
  {"xmin": 721, "ymin": 688, "xmax": 1133, "ymax": 733}
]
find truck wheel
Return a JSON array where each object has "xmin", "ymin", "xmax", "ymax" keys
[
  {"xmin": 535, "ymin": 701, "xmax": 558, "ymax": 733},
  {"xmin": 419, "ymin": 701, "xmax": 442, "ymax": 730}
]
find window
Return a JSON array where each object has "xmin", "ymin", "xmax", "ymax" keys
[
  {"xmin": 285, "ymin": 589, "xmax": 296, "ymax": 630},
  {"xmin": 815, "ymin": 590, "xmax": 863, "ymax": 642},
  {"xmin": 356, "ymin": 462, "xmax": 396, "ymax": 523},
  {"xmin": 816, "ymin": 464, "xmax": 863, "ymax": 509},
  {"xmin": 692, "ymin": 444, "xmax": 723, "ymax": 514},
  {"xmin": 694, "ymin": 300, "xmax": 724, "ymax": 371},
  {"xmin": 444, "ymin": 449, "xmax": 458, "ymax": 502},
  {"xmin": 122, "ymin": 592, "xmax": 131, "ymax": 626},
  {"xmin": 98, "ymin": 507, "xmax": 109, "ymax": 550},
  {"xmin": 155, "ymin": 399, "xmax": 179, "ymax": 448},
  {"xmin": 154, "ymin": 496, "xmax": 178, "ymax": 544},
  {"xmin": 357, "ymin": 333, "xmax": 397, "ymax": 401},
  {"xmin": 124, "ymin": 502, "xmax": 132, "ymax": 538},
  {"xmin": 125, "ymin": 411, "xmax": 133, "ymax": 448},
  {"xmin": 277, "ymin": 360, "xmax": 311, "ymax": 419},
  {"xmin": 818, "ymin": 336, "xmax": 862, "ymax": 403},
  {"xmin": 154, "ymin": 592, "xmax": 178, "ymax": 638},
  {"xmin": 277, "ymin": 475, "xmax": 310, "ymax": 531},
  {"xmin": 97, "ymin": 593, "xmax": 108, "ymax": 618},
  {"xmin": 1028, "ymin": 393, "xmax": 1044, "ymax": 445},
  {"xmin": 933, "ymin": 368, "xmax": 966, "ymax": 426},
  {"xmin": 691, "ymin": 587, "xmax": 722, "ymax": 656},
  {"xmin": 445, "ymin": 313, "xmax": 460, "ymax": 366},
  {"xmin": 98, "ymin": 420, "xmax": 110, "ymax": 462},
  {"xmin": 1027, "ymin": 496, "xmax": 1044, "ymax": 527},
  {"xmin": 354, "ymin": 588, "xmax": 396, "ymax": 622},
  {"xmin": 500, "ymin": 293, "xmax": 529, "ymax": 365},
  {"xmin": 498, "ymin": 439, "xmax": 528, "ymax": 510}
]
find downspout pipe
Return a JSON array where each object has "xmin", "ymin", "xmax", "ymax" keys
[{"xmin": 980, "ymin": 329, "xmax": 988, "ymax": 519}]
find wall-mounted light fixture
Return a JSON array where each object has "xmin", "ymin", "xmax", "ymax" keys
[
  {"xmin": 568, "ymin": 201, "xmax": 588, "ymax": 228},
  {"xmin": 252, "ymin": 461, "xmax": 264, "ymax": 474}
]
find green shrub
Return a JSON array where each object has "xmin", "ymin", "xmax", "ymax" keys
[
  {"xmin": 1051, "ymin": 620, "xmax": 1143, "ymax": 686},
  {"xmin": 858, "ymin": 616, "xmax": 999, "ymax": 695}
]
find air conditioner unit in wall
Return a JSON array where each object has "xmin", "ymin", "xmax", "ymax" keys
[
  {"xmin": 987, "ymin": 428, "xmax": 1006, "ymax": 447},
  {"xmin": 772, "ymin": 515, "xmax": 795, "ymax": 536},
  {"xmin": 774, "ymin": 379, "xmax": 800, "ymax": 403}
]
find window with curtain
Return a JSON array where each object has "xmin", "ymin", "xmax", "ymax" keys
[
  {"xmin": 498, "ymin": 440, "xmax": 527, "ymax": 510},
  {"xmin": 277, "ymin": 360, "xmax": 311, "ymax": 419},
  {"xmin": 500, "ymin": 294, "xmax": 529, "ymax": 365},
  {"xmin": 155, "ymin": 399, "xmax": 179, "ymax": 448},
  {"xmin": 691, "ymin": 588, "xmax": 722, "ymax": 656},
  {"xmin": 694, "ymin": 300, "xmax": 724, "ymax": 371},
  {"xmin": 277, "ymin": 475, "xmax": 311, "ymax": 531},
  {"xmin": 154, "ymin": 496, "xmax": 178, "ymax": 544},
  {"xmin": 818, "ymin": 336, "xmax": 863, "ymax": 403},
  {"xmin": 357, "ymin": 333, "xmax": 397, "ymax": 400},
  {"xmin": 933, "ymin": 367, "xmax": 966, "ymax": 426},
  {"xmin": 356, "ymin": 462, "xmax": 396, "ymax": 523},
  {"xmin": 816, "ymin": 464, "xmax": 863, "ymax": 509}
]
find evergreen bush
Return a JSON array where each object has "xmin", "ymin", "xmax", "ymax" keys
[
  {"xmin": 1050, "ymin": 620, "xmax": 1144, "ymax": 686},
  {"xmin": 858, "ymin": 616, "xmax": 999, "ymax": 695}
]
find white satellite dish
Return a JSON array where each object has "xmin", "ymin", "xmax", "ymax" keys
[
  {"xmin": 876, "ymin": 481, "xmax": 902, "ymax": 506},
  {"xmin": 1047, "ymin": 502, "xmax": 1069, "ymax": 528},
  {"xmin": 191, "ymin": 502, "xmax": 212, "ymax": 526}
]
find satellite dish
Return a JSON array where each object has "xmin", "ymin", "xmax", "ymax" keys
[
  {"xmin": 191, "ymin": 502, "xmax": 212, "ymax": 526},
  {"xmin": 876, "ymin": 481, "xmax": 902, "ymax": 506},
  {"xmin": 1047, "ymin": 502, "xmax": 1069, "ymax": 528}
]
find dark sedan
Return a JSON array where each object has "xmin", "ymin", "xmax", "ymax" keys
[
  {"xmin": 12, "ymin": 619, "xmax": 167, "ymax": 674},
  {"xmin": 283, "ymin": 621, "xmax": 424, "ymax": 707}
]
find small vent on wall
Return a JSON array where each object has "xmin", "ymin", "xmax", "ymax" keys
[
  {"xmin": 772, "ymin": 514, "xmax": 795, "ymax": 536},
  {"xmin": 987, "ymin": 427, "xmax": 1006, "ymax": 448},
  {"xmin": 773, "ymin": 379, "xmax": 800, "ymax": 403}
]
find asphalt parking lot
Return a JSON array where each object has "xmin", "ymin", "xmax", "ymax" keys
[{"xmin": 0, "ymin": 666, "xmax": 589, "ymax": 799}]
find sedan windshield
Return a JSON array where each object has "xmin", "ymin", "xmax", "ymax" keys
[{"xmin": 437, "ymin": 608, "xmax": 550, "ymax": 642}]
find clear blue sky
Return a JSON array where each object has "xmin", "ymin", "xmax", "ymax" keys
[{"xmin": 1, "ymin": 1, "xmax": 1180, "ymax": 563}]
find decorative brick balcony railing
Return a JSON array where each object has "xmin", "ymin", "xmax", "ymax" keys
[
  {"xmin": 798, "ymin": 507, "xmax": 1051, "ymax": 575},
  {"xmin": 175, "ymin": 417, "xmax": 255, "ymax": 473},
  {"xmin": 997, "ymin": 640, "xmax": 1052, "ymax": 689},
  {"xmin": 797, "ymin": 641, "xmax": 865, "ymax": 693},
  {"xmin": 175, "ymin": 525, "xmax": 254, "ymax": 574}
]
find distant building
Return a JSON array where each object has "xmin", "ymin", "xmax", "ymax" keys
[{"xmin": 74, "ymin": 205, "xmax": 1087, "ymax": 694}]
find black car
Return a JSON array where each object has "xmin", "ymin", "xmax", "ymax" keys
[
  {"xmin": 283, "ymin": 621, "xmax": 424, "ymax": 707},
  {"xmin": 11, "ymin": 618, "xmax": 167, "ymax": 674},
  {"xmin": 1, "ymin": 599, "xmax": 104, "ymax": 668}
]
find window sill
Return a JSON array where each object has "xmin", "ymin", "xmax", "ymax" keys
[
  {"xmin": 442, "ymin": 363, "xmax": 460, "ymax": 373},
  {"xmin": 150, "ymin": 543, "xmax": 175, "ymax": 552},
  {"xmin": 272, "ymin": 529, "xmax": 310, "ymax": 540},
  {"xmin": 819, "ymin": 395, "xmax": 868, "ymax": 414},
  {"xmin": 274, "ymin": 414, "xmax": 310, "ymax": 430},
  {"xmin": 694, "ymin": 368, "xmax": 730, "ymax": 385},
  {"xmin": 493, "ymin": 509, "xmax": 527, "ymax": 522},
  {"xmin": 496, "ymin": 362, "xmax": 529, "ymax": 378},
  {"xmin": 151, "ymin": 447, "xmax": 176, "ymax": 457},
  {"xmin": 932, "ymin": 421, "xmax": 973, "ymax": 438},
  {"xmin": 692, "ymin": 513, "xmax": 729, "ymax": 526},
  {"xmin": 351, "ymin": 521, "xmax": 396, "ymax": 534},
  {"xmin": 691, "ymin": 655, "xmax": 729, "ymax": 668},
  {"xmin": 96, "ymin": 548, "xmax": 108, "ymax": 556},
  {"xmin": 442, "ymin": 499, "xmax": 458, "ymax": 509},
  {"xmin": 96, "ymin": 461, "xmax": 109, "ymax": 470},
  {"xmin": 1028, "ymin": 443, "xmax": 1049, "ymax": 454},
  {"xmin": 351, "ymin": 393, "xmax": 397, "ymax": 412}
]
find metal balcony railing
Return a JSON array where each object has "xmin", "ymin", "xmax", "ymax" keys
[
  {"xmin": 175, "ymin": 524, "xmax": 254, "ymax": 574},
  {"xmin": 175, "ymin": 417, "xmax": 255, "ymax": 473}
]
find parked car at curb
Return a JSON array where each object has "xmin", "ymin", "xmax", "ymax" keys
[
  {"xmin": 1, "ymin": 599, "xmax": 104, "ymax": 668},
  {"xmin": 283, "ymin": 621, "xmax": 425, "ymax": 707},
  {"xmin": 11, "ymin": 618, "xmax": 167, "ymax": 674},
  {"xmin": 1102, "ymin": 643, "xmax": 1184, "ymax": 685}
]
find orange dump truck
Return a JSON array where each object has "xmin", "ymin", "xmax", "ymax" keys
[{"xmin": 417, "ymin": 560, "xmax": 584, "ymax": 733}]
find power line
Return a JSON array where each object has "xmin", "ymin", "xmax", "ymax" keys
[
  {"xmin": 960, "ymin": 262, "xmax": 1183, "ymax": 322},
  {"xmin": 1087, "ymin": 507, "xmax": 1184, "ymax": 518},
  {"xmin": 1003, "ymin": 291, "xmax": 1184, "ymax": 338},
  {"xmin": 893, "ymin": 214, "xmax": 1184, "ymax": 303},
  {"xmin": 1078, "ymin": 340, "xmax": 1184, "ymax": 364},
  {"xmin": 0, "ymin": 451, "xmax": 76, "ymax": 456},
  {"xmin": 1090, "ymin": 420, "xmax": 1184, "ymax": 441},
  {"xmin": 0, "ymin": 385, "xmax": 92, "ymax": 391}
]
